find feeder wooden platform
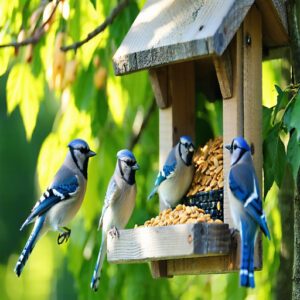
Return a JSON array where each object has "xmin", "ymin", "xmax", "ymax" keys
[{"xmin": 107, "ymin": 223, "xmax": 230, "ymax": 263}]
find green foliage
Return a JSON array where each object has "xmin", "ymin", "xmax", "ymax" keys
[{"xmin": 263, "ymin": 84, "xmax": 300, "ymax": 195}]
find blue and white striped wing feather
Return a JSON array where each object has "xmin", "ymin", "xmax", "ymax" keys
[
  {"xmin": 229, "ymin": 164, "xmax": 270, "ymax": 239},
  {"xmin": 154, "ymin": 162, "xmax": 176, "ymax": 186},
  {"xmin": 20, "ymin": 175, "xmax": 79, "ymax": 230}
]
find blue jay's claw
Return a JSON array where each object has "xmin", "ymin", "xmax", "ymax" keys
[
  {"xmin": 230, "ymin": 228, "xmax": 240, "ymax": 238},
  {"xmin": 109, "ymin": 226, "xmax": 119, "ymax": 239},
  {"xmin": 57, "ymin": 227, "xmax": 71, "ymax": 245},
  {"xmin": 90, "ymin": 275, "xmax": 100, "ymax": 292}
]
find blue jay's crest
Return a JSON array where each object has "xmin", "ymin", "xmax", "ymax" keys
[
  {"xmin": 117, "ymin": 149, "xmax": 136, "ymax": 161},
  {"xmin": 68, "ymin": 139, "xmax": 89, "ymax": 150},
  {"xmin": 232, "ymin": 137, "xmax": 251, "ymax": 152},
  {"xmin": 180, "ymin": 135, "xmax": 193, "ymax": 145}
]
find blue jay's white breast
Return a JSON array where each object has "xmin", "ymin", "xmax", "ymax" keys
[
  {"xmin": 46, "ymin": 177, "xmax": 86, "ymax": 230},
  {"xmin": 102, "ymin": 184, "xmax": 136, "ymax": 233},
  {"xmin": 158, "ymin": 162, "xmax": 194, "ymax": 208},
  {"xmin": 228, "ymin": 188, "xmax": 245, "ymax": 231}
]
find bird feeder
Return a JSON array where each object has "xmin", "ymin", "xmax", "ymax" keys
[{"xmin": 107, "ymin": 0, "xmax": 289, "ymax": 278}]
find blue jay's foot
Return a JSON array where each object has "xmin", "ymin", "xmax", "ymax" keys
[
  {"xmin": 57, "ymin": 227, "xmax": 71, "ymax": 245},
  {"xmin": 230, "ymin": 228, "xmax": 240, "ymax": 239},
  {"xmin": 91, "ymin": 275, "xmax": 100, "ymax": 292},
  {"xmin": 108, "ymin": 226, "xmax": 119, "ymax": 239}
]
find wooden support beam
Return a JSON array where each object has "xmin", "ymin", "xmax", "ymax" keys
[
  {"xmin": 242, "ymin": 4, "xmax": 263, "ymax": 270},
  {"xmin": 213, "ymin": 49, "xmax": 233, "ymax": 99},
  {"xmin": 223, "ymin": 29, "xmax": 244, "ymax": 228},
  {"xmin": 159, "ymin": 61, "xmax": 196, "ymax": 168},
  {"xmin": 149, "ymin": 67, "xmax": 169, "ymax": 108}
]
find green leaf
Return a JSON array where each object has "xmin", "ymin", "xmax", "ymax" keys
[
  {"xmin": 263, "ymin": 106, "xmax": 273, "ymax": 139},
  {"xmin": 287, "ymin": 130, "xmax": 300, "ymax": 182},
  {"xmin": 263, "ymin": 124, "xmax": 286, "ymax": 196},
  {"xmin": 284, "ymin": 93, "xmax": 300, "ymax": 141},
  {"xmin": 273, "ymin": 85, "xmax": 289, "ymax": 125},
  {"xmin": 6, "ymin": 63, "xmax": 43, "ymax": 140}
]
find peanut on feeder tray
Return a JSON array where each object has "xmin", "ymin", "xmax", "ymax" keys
[
  {"xmin": 187, "ymin": 137, "xmax": 223, "ymax": 196},
  {"xmin": 136, "ymin": 204, "xmax": 223, "ymax": 228}
]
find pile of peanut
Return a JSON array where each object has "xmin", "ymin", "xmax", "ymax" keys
[
  {"xmin": 136, "ymin": 204, "xmax": 222, "ymax": 228},
  {"xmin": 187, "ymin": 137, "xmax": 223, "ymax": 197}
]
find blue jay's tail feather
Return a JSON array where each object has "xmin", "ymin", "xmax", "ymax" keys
[
  {"xmin": 147, "ymin": 187, "xmax": 158, "ymax": 201},
  {"xmin": 240, "ymin": 234, "xmax": 255, "ymax": 288},
  {"xmin": 14, "ymin": 215, "xmax": 46, "ymax": 277},
  {"xmin": 259, "ymin": 214, "xmax": 271, "ymax": 240},
  {"xmin": 90, "ymin": 235, "xmax": 107, "ymax": 292}
]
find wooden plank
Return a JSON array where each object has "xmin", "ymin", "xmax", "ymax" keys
[
  {"xmin": 223, "ymin": 30, "xmax": 244, "ymax": 228},
  {"xmin": 159, "ymin": 61, "xmax": 195, "ymax": 169},
  {"xmin": 107, "ymin": 223, "xmax": 231, "ymax": 263},
  {"xmin": 213, "ymin": 49, "xmax": 233, "ymax": 99},
  {"xmin": 113, "ymin": 0, "xmax": 257, "ymax": 75},
  {"xmin": 149, "ymin": 67, "xmax": 169, "ymax": 108},
  {"xmin": 152, "ymin": 230, "xmax": 239, "ymax": 277},
  {"xmin": 243, "ymin": 4, "xmax": 263, "ymax": 270},
  {"xmin": 256, "ymin": 0, "xmax": 289, "ymax": 47}
]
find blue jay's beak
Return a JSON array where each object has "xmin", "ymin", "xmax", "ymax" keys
[
  {"xmin": 132, "ymin": 163, "xmax": 140, "ymax": 170},
  {"xmin": 87, "ymin": 150, "xmax": 96, "ymax": 157},
  {"xmin": 225, "ymin": 144, "xmax": 231, "ymax": 151},
  {"xmin": 189, "ymin": 144, "xmax": 195, "ymax": 152}
]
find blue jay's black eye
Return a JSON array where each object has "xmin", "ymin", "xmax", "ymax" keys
[
  {"xmin": 233, "ymin": 144, "xmax": 238, "ymax": 150},
  {"xmin": 79, "ymin": 147, "xmax": 88, "ymax": 154},
  {"xmin": 126, "ymin": 160, "xmax": 135, "ymax": 167}
]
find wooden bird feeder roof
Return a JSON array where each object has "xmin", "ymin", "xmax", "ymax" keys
[{"xmin": 113, "ymin": 0, "xmax": 288, "ymax": 75}]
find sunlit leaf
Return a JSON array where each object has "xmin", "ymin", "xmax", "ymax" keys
[
  {"xmin": 107, "ymin": 75, "xmax": 127, "ymax": 125},
  {"xmin": 7, "ymin": 63, "xmax": 43, "ymax": 140}
]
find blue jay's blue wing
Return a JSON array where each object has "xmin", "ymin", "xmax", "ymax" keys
[
  {"xmin": 98, "ymin": 177, "xmax": 120, "ymax": 229},
  {"xmin": 148, "ymin": 148, "xmax": 177, "ymax": 200},
  {"xmin": 20, "ymin": 175, "xmax": 79, "ymax": 230},
  {"xmin": 229, "ymin": 163, "xmax": 270, "ymax": 239}
]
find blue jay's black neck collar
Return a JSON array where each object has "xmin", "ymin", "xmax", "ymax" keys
[
  {"xmin": 232, "ymin": 147, "xmax": 247, "ymax": 166},
  {"xmin": 70, "ymin": 148, "xmax": 89, "ymax": 179},
  {"xmin": 118, "ymin": 159, "xmax": 136, "ymax": 185},
  {"xmin": 179, "ymin": 143, "xmax": 193, "ymax": 166}
]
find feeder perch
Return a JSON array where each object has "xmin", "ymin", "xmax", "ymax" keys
[{"xmin": 108, "ymin": 0, "xmax": 289, "ymax": 277}]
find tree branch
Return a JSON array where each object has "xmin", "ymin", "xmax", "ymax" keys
[
  {"xmin": 0, "ymin": 0, "xmax": 60, "ymax": 49},
  {"xmin": 61, "ymin": 0, "xmax": 130, "ymax": 53},
  {"xmin": 127, "ymin": 98, "xmax": 156, "ymax": 150}
]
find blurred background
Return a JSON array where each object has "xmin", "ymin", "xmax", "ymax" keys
[{"xmin": 0, "ymin": 0, "xmax": 292, "ymax": 299}]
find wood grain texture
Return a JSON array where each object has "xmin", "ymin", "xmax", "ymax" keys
[
  {"xmin": 242, "ymin": 5, "xmax": 263, "ymax": 270},
  {"xmin": 213, "ymin": 49, "xmax": 233, "ymax": 99},
  {"xmin": 107, "ymin": 223, "xmax": 230, "ymax": 263},
  {"xmin": 223, "ymin": 30, "xmax": 244, "ymax": 228},
  {"xmin": 256, "ymin": 0, "xmax": 289, "ymax": 47},
  {"xmin": 113, "ymin": 0, "xmax": 255, "ymax": 75},
  {"xmin": 159, "ymin": 61, "xmax": 195, "ymax": 170},
  {"xmin": 149, "ymin": 67, "xmax": 169, "ymax": 108}
]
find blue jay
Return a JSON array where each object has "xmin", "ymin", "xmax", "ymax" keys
[
  {"xmin": 90, "ymin": 149, "xmax": 139, "ymax": 291},
  {"xmin": 14, "ymin": 139, "xmax": 96, "ymax": 277},
  {"xmin": 148, "ymin": 136, "xmax": 195, "ymax": 210},
  {"xmin": 226, "ymin": 137, "xmax": 270, "ymax": 288}
]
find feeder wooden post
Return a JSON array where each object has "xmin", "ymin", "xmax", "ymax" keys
[{"xmin": 150, "ymin": 62, "xmax": 196, "ymax": 169}]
